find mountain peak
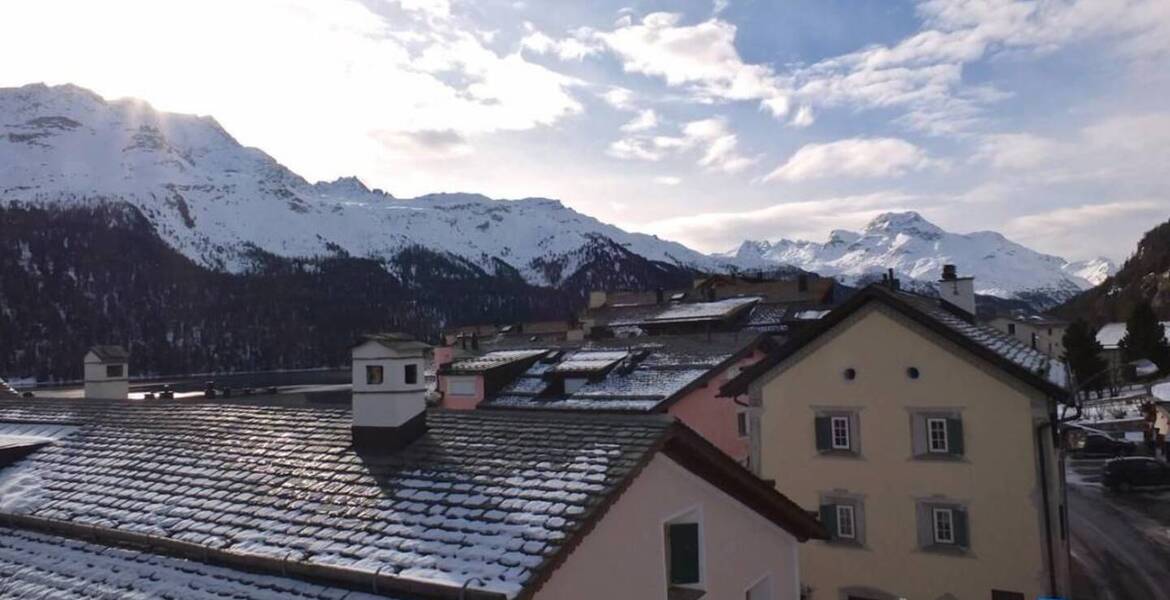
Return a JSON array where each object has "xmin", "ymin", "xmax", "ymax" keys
[{"xmin": 863, "ymin": 211, "xmax": 944, "ymax": 237}]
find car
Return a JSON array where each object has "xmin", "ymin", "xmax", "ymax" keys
[
  {"xmin": 1076, "ymin": 433, "xmax": 1136, "ymax": 458},
  {"xmin": 1103, "ymin": 457, "xmax": 1170, "ymax": 492}
]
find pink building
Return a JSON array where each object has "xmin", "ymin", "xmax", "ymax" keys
[{"xmin": 436, "ymin": 333, "xmax": 773, "ymax": 465}]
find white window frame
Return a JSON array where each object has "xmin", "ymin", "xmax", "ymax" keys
[
  {"xmin": 835, "ymin": 504, "xmax": 856, "ymax": 540},
  {"xmin": 830, "ymin": 416, "xmax": 851, "ymax": 450},
  {"xmin": 927, "ymin": 418, "xmax": 949, "ymax": 453},
  {"xmin": 662, "ymin": 505, "xmax": 705, "ymax": 591},
  {"xmin": 932, "ymin": 507, "xmax": 955, "ymax": 544}
]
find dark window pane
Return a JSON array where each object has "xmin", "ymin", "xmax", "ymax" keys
[
  {"xmin": 667, "ymin": 523, "xmax": 700, "ymax": 585},
  {"xmin": 106, "ymin": 364, "xmax": 123, "ymax": 378},
  {"xmin": 405, "ymin": 364, "xmax": 418, "ymax": 385},
  {"xmin": 366, "ymin": 365, "xmax": 384, "ymax": 385}
]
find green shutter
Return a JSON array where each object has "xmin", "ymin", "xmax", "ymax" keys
[
  {"xmin": 668, "ymin": 523, "xmax": 700, "ymax": 584},
  {"xmin": 954, "ymin": 508, "xmax": 969, "ymax": 548},
  {"xmin": 819, "ymin": 504, "xmax": 837, "ymax": 539},
  {"xmin": 947, "ymin": 418, "xmax": 965, "ymax": 455},
  {"xmin": 815, "ymin": 417, "xmax": 831, "ymax": 451}
]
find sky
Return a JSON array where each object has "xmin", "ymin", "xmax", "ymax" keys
[{"xmin": 1, "ymin": 0, "xmax": 1168, "ymax": 262}]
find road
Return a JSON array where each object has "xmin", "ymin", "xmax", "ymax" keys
[{"xmin": 1068, "ymin": 459, "xmax": 1170, "ymax": 600}]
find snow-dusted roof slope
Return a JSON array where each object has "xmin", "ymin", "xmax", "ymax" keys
[
  {"xmin": 0, "ymin": 526, "xmax": 389, "ymax": 600},
  {"xmin": 645, "ymin": 297, "xmax": 761, "ymax": 323},
  {"xmin": 0, "ymin": 401, "xmax": 674, "ymax": 598}
]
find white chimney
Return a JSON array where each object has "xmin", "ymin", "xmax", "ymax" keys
[
  {"xmin": 351, "ymin": 333, "xmax": 431, "ymax": 451},
  {"xmin": 84, "ymin": 346, "xmax": 129, "ymax": 400},
  {"xmin": 938, "ymin": 264, "xmax": 976, "ymax": 319}
]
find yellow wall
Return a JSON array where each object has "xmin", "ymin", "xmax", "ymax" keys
[{"xmin": 754, "ymin": 303, "xmax": 1067, "ymax": 600}]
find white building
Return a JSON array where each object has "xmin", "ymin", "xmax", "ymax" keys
[
  {"xmin": 351, "ymin": 333, "xmax": 433, "ymax": 451},
  {"xmin": 83, "ymin": 345, "xmax": 129, "ymax": 400}
]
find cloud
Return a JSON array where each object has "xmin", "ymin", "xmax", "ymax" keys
[
  {"xmin": 763, "ymin": 138, "xmax": 938, "ymax": 183},
  {"xmin": 520, "ymin": 23, "xmax": 601, "ymax": 61},
  {"xmin": 611, "ymin": 117, "xmax": 756, "ymax": 173},
  {"xmin": 597, "ymin": 12, "xmax": 791, "ymax": 118},
  {"xmin": 790, "ymin": 105, "xmax": 815, "ymax": 128},
  {"xmin": 643, "ymin": 192, "xmax": 918, "ymax": 252},
  {"xmin": 372, "ymin": 128, "xmax": 473, "ymax": 158},
  {"xmin": 620, "ymin": 109, "xmax": 659, "ymax": 132},
  {"xmin": 600, "ymin": 86, "xmax": 636, "ymax": 110},
  {"xmin": 1003, "ymin": 200, "xmax": 1165, "ymax": 259},
  {"xmin": 654, "ymin": 176, "xmax": 681, "ymax": 185}
]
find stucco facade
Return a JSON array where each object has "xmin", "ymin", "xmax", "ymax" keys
[
  {"xmin": 751, "ymin": 304, "xmax": 1069, "ymax": 600},
  {"xmin": 988, "ymin": 317, "xmax": 1067, "ymax": 359},
  {"xmin": 534, "ymin": 453, "xmax": 801, "ymax": 600},
  {"xmin": 83, "ymin": 351, "xmax": 128, "ymax": 400},
  {"xmin": 668, "ymin": 349, "xmax": 764, "ymax": 464}
]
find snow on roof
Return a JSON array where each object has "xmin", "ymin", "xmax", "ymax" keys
[
  {"xmin": 1154, "ymin": 381, "xmax": 1170, "ymax": 402},
  {"xmin": 546, "ymin": 350, "xmax": 628, "ymax": 374},
  {"xmin": 446, "ymin": 349, "xmax": 548, "ymax": 373},
  {"xmin": 644, "ymin": 297, "xmax": 761, "ymax": 323},
  {"xmin": 1096, "ymin": 321, "xmax": 1170, "ymax": 350},
  {"xmin": 0, "ymin": 526, "xmax": 390, "ymax": 600},
  {"xmin": 0, "ymin": 400, "xmax": 673, "ymax": 598}
]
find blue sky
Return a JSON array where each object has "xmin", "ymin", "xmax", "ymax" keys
[{"xmin": 1, "ymin": 0, "xmax": 1168, "ymax": 261}]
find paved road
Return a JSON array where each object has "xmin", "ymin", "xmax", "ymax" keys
[{"xmin": 1068, "ymin": 460, "xmax": 1170, "ymax": 600}]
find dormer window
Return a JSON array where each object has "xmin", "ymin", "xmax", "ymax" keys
[{"xmin": 366, "ymin": 365, "xmax": 384, "ymax": 385}]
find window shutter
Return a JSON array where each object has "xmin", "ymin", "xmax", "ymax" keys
[
  {"xmin": 818, "ymin": 504, "xmax": 837, "ymax": 539},
  {"xmin": 911, "ymin": 415, "xmax": 928, "ymax": 456},
  {"xmin": 954, "ymin": 508, "xmax": 969, "ymax": 548},
  {"xmin": 815, "ymin": 417, "xmax": 831, "ymax": 451},
  {"xmin": 849, "ymin": 413, "xmax": 861, "ymax": 453},
  {"xmin": 915, "ymin": 503, "xmax": 932, "ymax": 548},
  {"xmin": 667, "ymin": 523, "xmax": 700, "ymax": 585},
  {"xmin": 947, "ymin": 419, "xmax": 965, "ymax": 455}
]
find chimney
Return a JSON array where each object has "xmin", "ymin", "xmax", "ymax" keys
[
  {"xmin": 937, "ymin": 265, "xmax": 976, "ymax": 319},
  {"xmin": 351, "ymin": 333, "xmax": 431, "ymax": 452},
  {"xmin": 885, "ymin": 268, "xmax": 901, "ymax": 291},
  {"xmin": 84, "ymin": 345, "xmax": 129, "ymax": 400}
]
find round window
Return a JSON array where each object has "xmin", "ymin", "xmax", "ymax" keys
[
  {"xmin": 907, "ymin": 367, "xmax": 920, "ymax": 379},
  {"xmin": 844, "ymin": 368, "xmax": 856, "ymax": 381}
]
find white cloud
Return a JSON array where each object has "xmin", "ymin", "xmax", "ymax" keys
[
  {"xmin": 600, "ymin": 86, "xmax": 637, "ymax": 110},
  {"xmin": 654, "ymin": 176, "xmax": 682, "ymax": 185},
  {"xmin": 620, "ymin": 109, "xmax": 659, "ymax": 132},
  {"xmin": 764, "ymin": 138, "xmax": 938, "ymax": 183},
  {"xmin": 790, "ymin": 105, "xmax": 815, "ymax": 128},
  {"xmin": 598, "ymin": 12, "xmax": 791, "ymax": 117},
  {"xmin": 394, "ymin": 0, "xmax": 451, "ymax": 18},
  {"xmin": 612, "ymin": 117, "xmax": 755, "ymax": 173},
  {"xmin": 520, "ymin": 24, "xmax": 601, "ymax": 61}
]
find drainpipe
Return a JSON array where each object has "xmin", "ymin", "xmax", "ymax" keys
[{"xmin": 1036, "ymin": 397, "xmax": 1059, "ymax": 597}]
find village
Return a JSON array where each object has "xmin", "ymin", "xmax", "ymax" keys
[{"xmin": 3, "ymin": 267, "xmax": 1169, "ymax": 600}]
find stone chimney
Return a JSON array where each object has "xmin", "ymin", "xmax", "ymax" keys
[
  {"xmin": 351, "ymin": 333, "xmax": 431, "ymax": 452},
  {"xmin": 84, "ymin": 345, "xmax": 129, "ymax": 400},
  {"xmin": 938, "ymin": 264, "xmax": 976, "ymax": 319}
]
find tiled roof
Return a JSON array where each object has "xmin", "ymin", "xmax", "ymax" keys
[
  {"xmin": 545, "ymin": 351, "xmax": 628, "ymax": 375},
  {"xmin": 643, "ymin": 297, "xmax": 761, "ymax": 324},
  {"xmin": 0, "ymin": 525, "xmax": 389, "ymax": 600},
  {"xmin": 485, "ymin": 334, "xmax": 760, "ymax": 412},
  {"xmin": 0, "ymin": 400, "xmax": 672, "ymax": 598},
  {"xmin": 444, "ymin": 349, "xmax": 549, "ymax": 374}
]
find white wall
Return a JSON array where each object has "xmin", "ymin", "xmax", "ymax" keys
[
  {"xmin": 83, "ymin": 352, "xmax": 128, "ymax": 400},
  {"xmin": 352, "ymin": 340, "xmax": 427, "ymax": 428},
  {"xmin": 534, "ymin": 454, "xmax": 801, "ymax": 600}
]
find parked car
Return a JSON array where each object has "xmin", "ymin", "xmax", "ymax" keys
[
  {"xmin": 1077, "ymin": 433, "xmax": 1136, "ymax": 458},
  {"xmin": 1103, "ymin": 457, "xmax": 1170, "ymax": 492}
]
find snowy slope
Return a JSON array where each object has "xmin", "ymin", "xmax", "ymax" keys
[
  {"xmin": 0, "ymin": 83, "xmax": 716, "ymax": 284},
  {"xmin": 718, "ymin": 211, "xmax": 1116, "ymax": 304}
]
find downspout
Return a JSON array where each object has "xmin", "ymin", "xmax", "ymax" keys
[{"xmin": 1035, "ymin": 396, "xmax": 1059, "ymax": 597}]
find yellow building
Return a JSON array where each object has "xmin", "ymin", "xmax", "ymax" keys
[{"xmin": 723, "ymin": 284, "xmax": 1071, "ymax": 600}]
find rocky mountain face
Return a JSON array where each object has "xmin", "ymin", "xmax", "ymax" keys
[
  {"xmin": 719, "ymin": 211, "xmax": 1115, "ymax": 309},
  {"xmin": 1059, "ymin": 218, "xmax": 1170, "ymax": 324}
]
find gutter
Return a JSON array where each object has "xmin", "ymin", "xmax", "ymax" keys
[{"xmin": 0, "ymin": 512, "xmax": 507, "ymax": 600}]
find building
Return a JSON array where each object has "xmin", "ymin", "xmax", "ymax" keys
[
  {"xmin": 83, "ymin": 345, "xmax": 129, "ymax": 400},
  {"xmin": 0, "ymin": 334, "xmax": 825, "ymax": 600},
  {"xmin": 988, "ymin": 315, "xmax": 1068, "ymax": 358},
  {"xmin": 1096, "ymin": 321, "xmax": 1170, "ymax": 372},
  {"xmin": 437, "ymin": 333, "xmax": 774, "ymax": 464},
  {"xmin": 721, "ymin": 282, "xmax": 1072, "ymax": 600}
]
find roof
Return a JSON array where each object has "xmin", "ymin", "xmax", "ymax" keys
[
  {"xmin": 721, "ymin": 285, "xmax": 1069, "ymax": 399},
  {"xmin": 87, "ymin": 345, "xmax": 129, "ymax": 361},
  {"xmin": 0, "ymin": 524, "xmax": 391, "ymax": 600},
  {"xmin": 359, "ymin": 333, "xmax": 432, "ymax": 353},
  {"xmin": 442, "ymin": 349, "xmax": 549, "ymax": 374},
  {"xmin": 0, "ymin": 398, "xmax": 821, "ymax": 598},
  {"xmin": 0, "ymin": 379, "xmax": 16, "ymax": 400},
  {"xmin": 1096, "ymin": 321, "xmax": 1170, "ymax": 350},
  {"xmin": 641, "ymin": 297, "xmax": 761, "ymax": 325},
  {"xmin": 485, "ymin": 333, "xmax": 768, "ymax": 412}
]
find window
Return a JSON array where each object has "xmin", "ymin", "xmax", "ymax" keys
[
  {"xmin": 932, "ymin": 508, "xmax": 955, "ymax": 544},
  {"xmin": 737, "ymin": 411, "xmax": 749, "ymax": 438},
  {"xmin": 404, "ymin": 364, "xmax": 418, "ymax": 385},
  {"xmin": 365, "ymin": 365, "xmax": 384, "ymax": 385},
  {"xmin": 564, "ymin": 377, "xmax": 587, "ymax": 394},
  {"xmin": 831, "ymin": 416, "xmax": 851, "ymax": 450},
  {"xmin": 448, "ymin": 376, "xmax": 476, "ymax": 396},
  {"xmin": 927, "ymin": 418, "xmax": 949, "ymax": 453},
  {"xmin": 105, "ymin": 364, "xmax": 123, "ymax": 378},
  {"xmin": 666, "ymin": 522, "xmax": 701, "ymax": 586},
  {"xmin": 836, "ymin": 505, "xmax": 856, "ymax": 539},
  {"xmin": 1007, "ymin": 323, "xmax": 1016, "ymax": 335},
  {"xmin": 745, "ymin": 574, "xmax": 773, "ymax": 600}
]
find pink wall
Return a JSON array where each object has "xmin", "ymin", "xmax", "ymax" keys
[
  {"xmin": 437, "ymin": 373, "xmax": 485, "ymax": 410},
  {"xmin": 668, "ymin": 349, "xmax": 764, "ymax": 463},
  {"xmin": 533, "ymin": 453, "xmax": 801, "ymax": 600}
]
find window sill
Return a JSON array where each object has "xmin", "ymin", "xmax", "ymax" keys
[
  {"xmin": 824, "ymin": 538, "xmax": 868, "ymax": 550},
  {"xmin": 911, "ymin": 454, "xmax": 966, "ymax": 462},
  {"xmin": 667, "ymin": 586, "xmax": 706, "ymax": 600},
  {"xmin": 817, "ymin": 450, "xmax": 863, "ymax": 459},
  {"xmin": 919, "ymin": 544, "xmax": 971, "ymax": 557}
]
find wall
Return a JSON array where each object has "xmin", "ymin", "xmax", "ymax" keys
[
  {"xmin": 83, "ymin": 354, "xmax": 128, "ymax": 400},
  {"xmin": 438, "ymin": 374, "xmax": 485, "ymax": 410},
  {"xmin": 669, "ymin": 349, "xmax": 764, "ymax": 464},
  {"xmin": 755, "ymin": 304, "xmax": 1066, "ymax": 600},
  {"xmin": 534, "ymin": 453, "xmax": 801, "ymax": 600},
  {"xmin": 351, "ymin": 341, "xmax": 427, "ymax": 427},
  {"xmin": 988, "ymin": 318, "xmax": 1066, "ymax": 359}
]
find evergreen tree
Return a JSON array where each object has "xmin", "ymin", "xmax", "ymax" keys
[
  {"xmin": 1119, "ymin": 301, "xmax": 1170, "ymax": 370},
  {"xmin": 1062, "ymin": 319, "xmax": 1107, "ymax": 398}
]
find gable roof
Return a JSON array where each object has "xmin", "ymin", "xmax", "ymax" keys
[
  {"xmin": 721, "ymin": 285, "xmax": 1070, "ymax": 399},
  {"xmin": 0, "ymin": 398, "xmax": 821, "ymax": 599},
  {"xmin": 87, "ymin": 345, "xmax": 129, "ymax": 362},
  {"xmin": 357, "ymin": 333, "xmax": 432, "ymax": 353},
  {"xmin": 483, "ymin": 333, "xmax": 772, "ymax": 412}
]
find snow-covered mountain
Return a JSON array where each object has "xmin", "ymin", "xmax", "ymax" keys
[
  {"xmin": 718, "ymin": 212, "xmax": 1116, "ymax": 307},
  {"xmin": 0, "ymin": 83, "xmax": 717, "ymax": 285}
]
